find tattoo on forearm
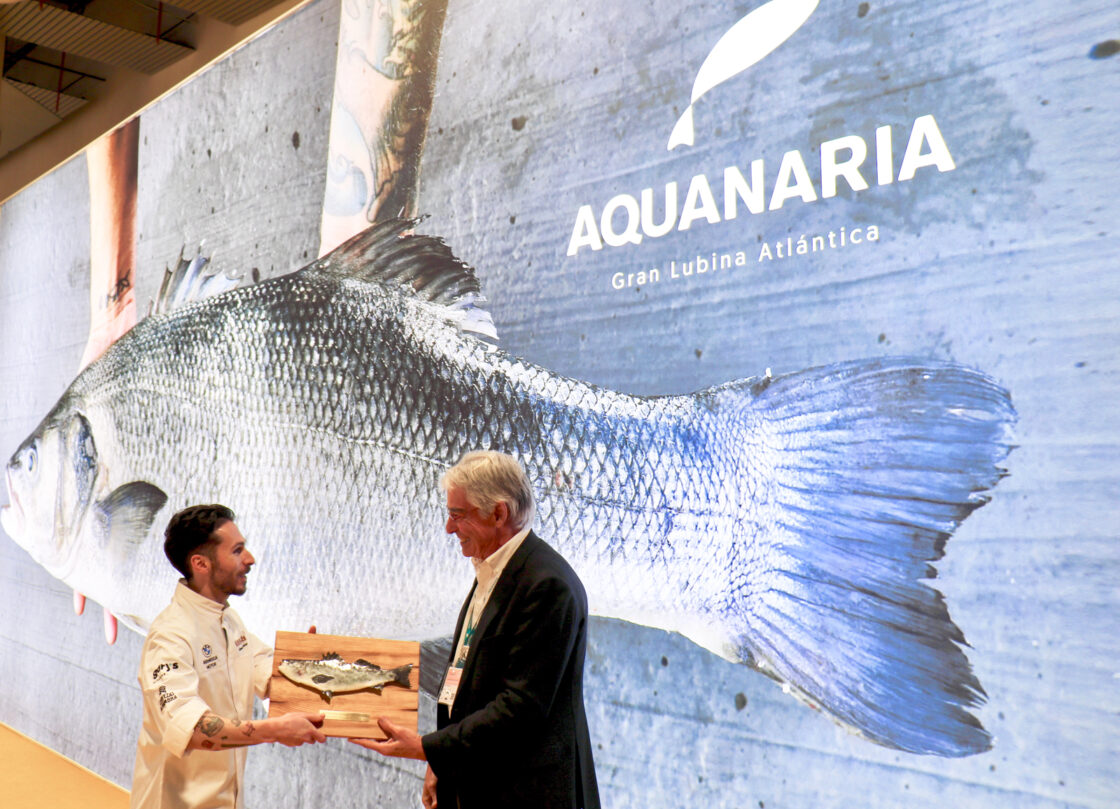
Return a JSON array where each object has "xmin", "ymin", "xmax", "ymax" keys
[
  {"xmin": 328, "ymin": 0, "xmax": 449, "ymax": 223},
  {"xmin": 243, "ymin": 721, "xmax": 256, "ymax": 738},
  {"xmin": 342, "ymin": 0, "xmax": 415, "ymax": 82},
  {"xmin": 196, "ymin": 714, "xmax": 224, "ymax": 737},
  {"xmin": 102, "ymin": 276, "xmax": 132, "ymax": 308}
]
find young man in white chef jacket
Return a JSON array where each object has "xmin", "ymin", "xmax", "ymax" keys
[{"xmin": 130, "ymin": 504, "xmax": 325, "ymax": 809}]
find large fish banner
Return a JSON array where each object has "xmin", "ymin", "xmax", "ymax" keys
[{"xmin": 1, "ymin": 1, "xmax": 1117, "ymax": 807}]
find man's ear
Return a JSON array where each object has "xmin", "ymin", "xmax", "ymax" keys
[
  {"xmin": 493, "ymin": 501, "xmax": 510, "ymax": 527},
  {"xmin": 188, "ymin": 552, "xmax": 210, "ymax": 581}
]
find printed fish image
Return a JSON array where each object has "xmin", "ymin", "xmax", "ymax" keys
[
  {"xmin": 1, "ymin": 218, "xmax": 1014, "ymax": 757},
  {"xmin": 668, "ymin": 0, "xmax": 820, "ymax": 150},
  {"xmin": 279, "ymin": 652, "xmax": 413, "ymax": 702}
]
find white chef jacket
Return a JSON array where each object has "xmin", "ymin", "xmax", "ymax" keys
[{"xmin": 130, "ymin": 581, "xmax": 272, "ymax": 809}]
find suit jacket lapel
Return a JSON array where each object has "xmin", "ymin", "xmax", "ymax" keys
[
  {"xmin": 447, "ymin": 580, "xmax": 478, "ymax": 665},
  {"xmin": 457, "ymin": 532, "xmax": 541, "ymax": 681}
]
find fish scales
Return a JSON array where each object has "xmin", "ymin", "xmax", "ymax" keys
[
  {"xmin": 279, "ymin": 653, "xmax": 412, "ymax": 701},
  {"xmin": 2, "ymin": 220, "xmax": 1014, "ymax": 756},
  {"xmin": 41, "ymin": 270, "xmax": 707, "ymax": 633}
]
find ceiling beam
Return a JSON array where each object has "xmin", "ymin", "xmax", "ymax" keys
[
  {"xmin": 8, "ymin": 77, "xmax": 88, "ymax": 116},
  {"xmin": 0, "ymin": 0, "xmax": 312, "ymax": 205},
  {"xmin": 171, "ymin": 0, "xmax": 290, "ymax": 27},
  {"xmin": 0, "ymin": 2, "xmax": 193, "ymax": 75}
]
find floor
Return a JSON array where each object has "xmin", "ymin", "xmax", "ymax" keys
[{"xmin": 0, "ymin": 723, "xmax": 128, "ymax": 808}]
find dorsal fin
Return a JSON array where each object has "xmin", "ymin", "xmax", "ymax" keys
[
  {"xmin": 305, "ymin": 218, "xmax": 498, "ymax": 340},
  {"xmin": 149, "ymin": 249, "xmax": 241, "ymax": 316},
  {"xmin": 320, "ymin": 651, "xmax": 343, "ymax": 662}
]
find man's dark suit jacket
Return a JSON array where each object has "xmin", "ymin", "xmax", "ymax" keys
[{"xmin": 421, "ymin": 531, "xmax": 600, "ymax": 809}]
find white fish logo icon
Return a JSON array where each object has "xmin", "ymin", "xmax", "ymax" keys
[{"xmin": 668, "ymin": 0, "xmax": 820, "ymax": 150}]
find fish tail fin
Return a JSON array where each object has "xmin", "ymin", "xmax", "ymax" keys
[
  {"xmin": 706, "ymin": 357, "xmax": 1014, "ymax": 755},
  {"xmin": 392, "ymin": 664, "xmax": 413, "ymax": 689}
]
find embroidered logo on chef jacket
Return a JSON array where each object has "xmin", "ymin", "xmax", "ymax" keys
[
  {"xmin": 158, "ymin": 685, "xmax": 177, "ymax": 711},
  {"xmin": 234, "ymin": 634, "xmax": 248, "ymax": 652},
  {"xmin": 201, "ymin": 643, "xmax": 219, "ymax": 669},
  {"xmin": 152, "ymin": 662, "xmax": 179, "ymax": 682}
]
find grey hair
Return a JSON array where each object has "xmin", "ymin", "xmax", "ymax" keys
[{"xmin": 440, "ymin": 451, "xmax": 535, "ymax": 530}]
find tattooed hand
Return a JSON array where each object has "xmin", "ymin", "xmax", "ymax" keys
[{"xmin": 189, "ymin": 711, "xmax": 325, "ymax": 750}]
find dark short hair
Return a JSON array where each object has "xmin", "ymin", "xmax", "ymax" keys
[{"xmin": 164, "ymin": 504, "xmax": 235, "ymax": 580}]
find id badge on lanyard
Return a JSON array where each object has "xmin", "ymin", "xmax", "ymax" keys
[
  {"xmin": 438, "ymin": 655, "xmax": 466, "ymax": 707},
  {"xmin": 439, "ymin": 619, "xmax": 476, "ymax": 708}
]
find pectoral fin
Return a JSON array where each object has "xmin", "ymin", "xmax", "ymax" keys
[{"xmin": 93, "ymin": 482, "xmax": 168, "ymax": 555}]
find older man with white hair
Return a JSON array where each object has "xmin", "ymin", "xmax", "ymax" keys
[{"xmin": 356, "ymin": 450, "xmax": 599, "ymax": 809}]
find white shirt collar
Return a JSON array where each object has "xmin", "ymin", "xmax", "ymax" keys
[
  {"xmin": 173, "ymin": 578, "xmax": 227, "ymax": 616},
  {"xmin": 470, "ymin": 526, "xmax": 530, "ymax": 592}
]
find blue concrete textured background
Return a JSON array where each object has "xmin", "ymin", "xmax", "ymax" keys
[{"xmin": 1, "ymin": 1, "xmax": 1117, "ymax": 807}]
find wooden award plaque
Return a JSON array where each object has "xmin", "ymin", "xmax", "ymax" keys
[{"xmin": 267, "ymin": 630, "xmax": 419, "ymax": 739}]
